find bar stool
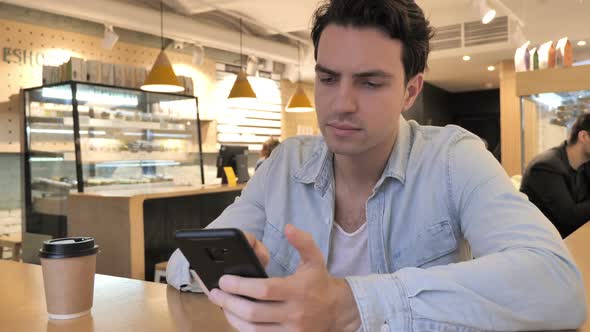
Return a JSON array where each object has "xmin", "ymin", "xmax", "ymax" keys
[
  {"xmin": 154, "ymin": 261, "xmax": 168, "ymax": 283},
  {"xmin": 0, "ymin": 233, "xmax": 22, "ymax": 261}
]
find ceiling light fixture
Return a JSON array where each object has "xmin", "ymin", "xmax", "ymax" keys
[
  {"xmin": 101, "ymin": 24, "xmax": 119, "ymax": 50},
  {"xmin": 228, "ymin": 18, "xmax": 257, "ymax": 100},
  {"xmin": 286, "ymin": 42, "xmax": 313, "ymax": 113},
  {"xmin": 246, "ymin": 55, "xmax": 259, "ymax": 76},
  {"xmin": 463, "ymin": 55, "xmax": 471, "ymax": 61},
  {"xmin": 488, "ymin": 65, "xmax": 496, "ymax": 71},
  {"xmin": 578, "ymin": 41, "xmax": 587, "ymax": 47},
  {"xmin": 474, "ymin": 0, "xmax": 496, "ymax": 25},
  {"xmin": 172, "ymin": 41, "xmax": 184, "ymax": 50},
  {"xmin": 140, "ymin": 1, "xmax": 184, "ymax": 93},
  {"xmin": 482, "ymin": 8, "xmax": 496, "ymax": 24},
  {"xmin": 192, "ymin": 43, "xmax": 205, "ymax": 66}
]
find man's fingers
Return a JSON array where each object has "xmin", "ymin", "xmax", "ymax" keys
[
  {"xmin": 210, "ymin": 288, "xmax": 289, "ymax": 324},
  {"xmin": 243, "ymin": 231, "xmax": 257, "ymax": 247},
  {"xmin": 223, "ymin": 309, "xmax": 282, "ymax": 332},
  {"xmin": 284, "ymin": 224, "xmax": 324, "ymax": 266},
  {"xmin": 243, "ymin": 231, "xmax": 270, "ymax": 267},
  {"xmin": 253, "ymin": 242, "xmax": 270, "ymax": 267},
  {"xmin": 219, "ymin": 275, "xmax": 290, "ymax": 301}
]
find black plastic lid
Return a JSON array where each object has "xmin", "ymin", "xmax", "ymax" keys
[{"xmin": 39, "ymin": 237, "xmax": 99, "ymax": 259}]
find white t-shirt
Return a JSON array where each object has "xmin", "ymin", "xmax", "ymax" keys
[{"xmin": 327, "ymin": 222, "xmax": 371, "ymax": 278}]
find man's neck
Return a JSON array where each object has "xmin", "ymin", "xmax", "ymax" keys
[
  {"xmin": 333, "ymin": 138, "xmax": 397, "ymax": 192},
  {"xmin": 566, "ymin": 143, "xmax": 589, "ymax": 170}
]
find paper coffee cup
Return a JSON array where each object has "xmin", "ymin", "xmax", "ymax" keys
[{"xmin": 39, "ymin": 237, "xmax": 99, "ymax": 320}]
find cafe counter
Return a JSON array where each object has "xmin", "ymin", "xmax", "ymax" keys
[{"xmin": 67, "ymin": 184, "xmax": 245, "ymax": 281}]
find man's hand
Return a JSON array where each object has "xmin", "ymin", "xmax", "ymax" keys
[
  {"xmin": 206, "ymin": 224, "xmax": 361, "ymax": 332},
  {"xmin": 193, "ymin": 230, "xmax": 270, "ymax": 297},
  {"xmin": 243, "ymin": 231, "xmax": 270, "ymax": 268}
]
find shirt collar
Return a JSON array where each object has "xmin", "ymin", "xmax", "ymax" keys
[
  {"xmin": 293, "ymin": 116, "xmax": 413, "ymax": 192},
  {"xmin": 292, "ymin": 139, "xmax": 332, "ymax": 195},
  {"xmin": 381, "ymin": 116, "xmax": 412, "ymax": 184}
]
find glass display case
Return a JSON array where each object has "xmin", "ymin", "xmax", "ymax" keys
[{"xmin": 23, "ymin": 81, "xmax": 204, "ymax": 237}]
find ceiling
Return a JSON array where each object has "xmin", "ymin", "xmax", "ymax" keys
[
  {"xmin": 418, "ymin": 0, "xmax": 590, "ymax": 92},
  {"xmin": 130, "ymin": 0, "xmax": 590, "ymax": 92},
  {"xmin": 11, "ymin": 0, "xmax": 590, "ymax": 92}
]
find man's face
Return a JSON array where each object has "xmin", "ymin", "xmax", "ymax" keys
[
  {"xmin": 314, "ymin": 24, "xmax": 423, "ymax": 156},
  {"xmin": 580, "ymin": 131, "xmax": 590, "ymax": 159}
]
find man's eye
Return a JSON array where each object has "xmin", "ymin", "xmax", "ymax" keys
[
  {"xmin": 319, "ymin": 76, "xmax": 336, "ymax": 84},
  {"xmin": 362, "ymin": 81, "xmax": 384, "ymax": 89}
]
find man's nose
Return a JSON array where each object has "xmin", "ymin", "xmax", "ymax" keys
[{"xmin": 332, "ymin": 80, "xmax": 357, "ymax": 114}]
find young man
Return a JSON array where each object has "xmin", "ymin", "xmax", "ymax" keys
[
  {"xmin": 170, "ymin": 0, "xmax": 586, "ymax": 330},
  {"xmin": 521, "ymin": 113, "xmax": 590, "ymax": 238}
]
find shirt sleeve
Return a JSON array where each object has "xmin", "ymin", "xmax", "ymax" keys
[
  {"xmin": 205, "ymin": 144, "xmax": 284, "ymax": 240},
  {"xmin": 167, "ymin": 147, "xmax": 284, "ymax": 292},
  {"xmin": 523, "ymin": 168, "xmax": 590, "ymax": 237},
  {"xmin": 346, "ymin": 133, "xmax": 587, "ymax": 331}
]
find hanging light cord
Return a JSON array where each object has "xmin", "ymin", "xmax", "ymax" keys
[
  {"xmin": 240, "ymin": 18, "xmax": 243, "ymax": 70},
  {"xmin": 297, "ymin": 42, "xmax": 302, "ymax": 83},
  {"xmin": 160, "ymin": 1, "xmax": 164, "ymax": 50}
]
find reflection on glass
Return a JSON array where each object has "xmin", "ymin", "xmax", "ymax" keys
[{"xmin": 521, "ymin": 90, "xmax": 590, "ymax": 172}]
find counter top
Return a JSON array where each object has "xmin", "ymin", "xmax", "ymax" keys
[{"xmin": 69, "ymin": 183, "xmax": 246, "ymax": 199}]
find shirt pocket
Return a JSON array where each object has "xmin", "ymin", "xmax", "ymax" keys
[
  {"xmin": 394, "ymin": 220, "xmax": 458, "ymax": 270},
  {"xmin": 262, "ymin": 223, "xmax": 298, "ymax": 274}
]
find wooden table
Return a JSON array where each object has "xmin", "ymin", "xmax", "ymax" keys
[
  {"xmin": 565, "ymin": 222, "xmax": 590, "ymax": 332},
  {"xmin": 2, "ymin": 228, "xmax": 588, "ymax": 332},
  {"xmin": 0, "ymin": 260, "xmax": 233, "ymax": 332}
]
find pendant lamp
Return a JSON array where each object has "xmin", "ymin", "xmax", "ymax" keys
[
  {"xmin": 228, "ymin": 18, "xmax": 256, "ymax": 100},
  {"xmin": 286, "ymin": 42, "xmax": 313, "ymax": 112},
  {"xmin": 141, "ymin": 1, "xmax": 184, "ymax": 93}
]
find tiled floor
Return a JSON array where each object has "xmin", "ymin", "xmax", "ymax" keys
[{"xmin": 0, "ymin": 209, "xmax": 22, "ymax": 260}]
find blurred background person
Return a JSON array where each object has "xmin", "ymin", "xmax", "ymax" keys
[
  {"xmin": 255, "ymin": 137, "xmax": 280, "ymax": 171},
  {"xmin": 521, "ymin": 113, "xmax": 590, "ymax": 238}
]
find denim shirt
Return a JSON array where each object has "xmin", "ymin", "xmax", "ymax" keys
[{"xmin": 207, "ymin": 117, "xmax": 586, "ymax": 331}]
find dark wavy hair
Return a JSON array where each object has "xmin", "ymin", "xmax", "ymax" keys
[
  {"xmin": 569, "ymin": 113, "xmax": 590, "ymax": 145},
  {"xmin": 311, "ymin": 0, "xmax": 433, "ymax": 83}
]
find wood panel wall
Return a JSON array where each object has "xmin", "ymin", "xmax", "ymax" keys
[{"xmin": 499, "ymin": 60, "xmax": 521, "ymax": 176}]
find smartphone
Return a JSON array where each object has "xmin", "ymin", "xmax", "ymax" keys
[{"xmin": 175, "ymin": 228, "xmax": 268, "ymax": 292}]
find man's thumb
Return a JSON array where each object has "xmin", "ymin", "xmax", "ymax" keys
[{"xmin": 285, "ymin": 224, "xmax": 324, "ymax": 266}]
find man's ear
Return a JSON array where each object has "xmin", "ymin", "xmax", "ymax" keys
[
  {"xmin": 402, "ymin": 73, "xmax": 424, "ymax": 112},
  {"xmin": 580, "ymin": 130, "xmax": 590, "ymax": 143}
]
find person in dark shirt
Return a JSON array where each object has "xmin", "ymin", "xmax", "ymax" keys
[{"xmin": 521, "ymin": 113, "xmax": 590, "ymax": 238}]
